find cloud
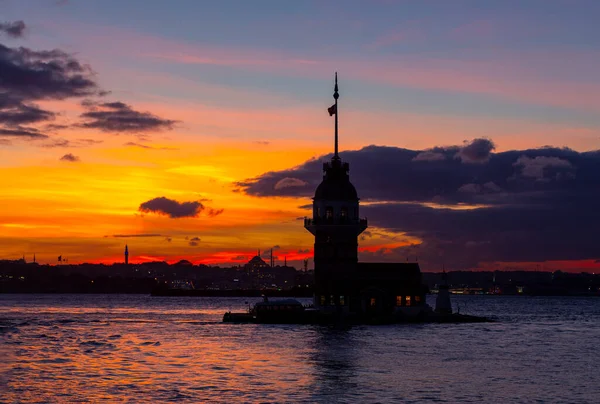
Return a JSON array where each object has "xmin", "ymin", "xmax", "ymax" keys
[
  {"xmin": 253, "ymin": 140, "xmax": 270, "ymax": 145},
  {"xmin": 207, "ymin": 208, "xmax": 224, "ymax": 217},
  {"xmin": 412, "ymin": 150, "xmax": 446, "ymax": 162},
  {"xmin": 0, "ymin": 35, "xmax": 99, "ymax": 142},
  {"xmin": 0, "ymin": 127, "xmax": 47, "ymax": 139},
  {"xmin": 274, "ymin": 177, "xmax": 308, "ymax": 190},
  {"xmin": 188, "ymin": 236, "xmax": 200, "ymax": 247},
  {"xmin": 79, "ymin": 101, "xmax": 176, "ymax": 133},
  {"xmin": 138, "ymin": 197, "xmax": 204, "ymax": 218},
  {"xmin": 0, "ymin": 98, "xmax": 54, "ymax": 126},
  {"xmin": 297, "ymin": 249, "xmax": 310, "ymax": 254},
  {"xmin": 455, "ymin": 138, "xmax": 496, "ymax": 163},
  {"xmin": 59, "ymin": 153, "xmax": 80, "ymax": 162},
  {"xmin": 236, "ymin": 141, "xmax": 600, "ymax": 269},
  {"xmin": 111, "ymin": 234, "xmax": 164, "ymax": 238},
  {"xmin": 123, "ymin": 141, "xmax": 177, "ymax": 150},
  {"xmin": 513, "ymin": 155, "xmax": 573, "ymax": 180},
  {"xmin": 0, "ymin": 21, "xmax": 26, "ymax": 38},
  {"xmin": 0, "ymin": 44, "xmax": 98, "ymax": 101}
]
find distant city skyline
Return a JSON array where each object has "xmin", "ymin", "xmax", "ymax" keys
[{"xmin": 0, "ymin": 0, "xmax": 599, "ymax": 272}]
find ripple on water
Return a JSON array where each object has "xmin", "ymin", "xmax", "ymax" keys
[{"xmin": 1, "ymin": 294, "xmax": 600, "ymax": 403}]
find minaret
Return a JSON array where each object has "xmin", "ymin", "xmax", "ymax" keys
[
  {"xmin": 33, "ymin": 253, "xmax": 36, "ymax": 264},
  {"xmin": 124, "ymin": 244, "xmax": 129, "ymax": 265},
  {"xmin": 304, "ymin": 73, "xmax": 368, "ymax": 312}
]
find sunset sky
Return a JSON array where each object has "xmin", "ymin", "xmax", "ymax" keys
[{"xmin": 1, "ymin": 0, "xmax": 599, "ymax": 271}]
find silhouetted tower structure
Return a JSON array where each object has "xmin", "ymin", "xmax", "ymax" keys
[
  {"xmin": 304, "ymin": 73, "xmax": 368, "ymax": 310},
  {"xmin": 124, "ymin": 244, "xmax": 129, "ymax": 265}
]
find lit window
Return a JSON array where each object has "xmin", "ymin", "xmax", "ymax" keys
[
  {"xmin": 330, "ymin": 295, "xmax": 335, "ymax": 305},
  {"xmin": 341, "ymin": 207, "xmax": 348, "ymax": 218},
  {"xmin": 415, "ymin": 296, "xmax": 421, "ymax": 303},
  {"xmin": 396, "ymin": 296, "xmax": 402, "ymax": 306},
  {"xmin": 405, "ymin": 296, "xmax": 411, "ymax": 306},
  {"xmin": 339, "ymin": 295, "xmax": 345, "ymax": 305},
  {"xmin": 370, "ymin": 297, "xmax": 376, "ymax": 307},
  {"xmin": 326, "ymin": 207, "xmax": 333, "ymax": 219},
  {"xmin": 320, "ymin": 295, "xmax": 326, "ymax": 306}
]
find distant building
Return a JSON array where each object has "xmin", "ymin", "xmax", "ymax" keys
[
  {"xmin": 124, "ymin": 244, "xmax": 129, "ymax": 265},
  {"xmin": 304, "ymin": 74, "xmax": 427, "ymax": 317}
]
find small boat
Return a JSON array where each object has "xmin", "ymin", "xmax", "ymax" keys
[{"xmin": 223, "ymin": 297, "xmax": 314, "ymax": 323}]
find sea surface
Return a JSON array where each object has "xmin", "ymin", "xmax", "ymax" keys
[{"xmin": 1, "ymin": 294, "xmax": 599, "ymax": 403}]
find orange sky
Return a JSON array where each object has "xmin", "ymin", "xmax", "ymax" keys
[{"xmin": 1, "ymin": 3, "xmax": 599, "ymax": 272}]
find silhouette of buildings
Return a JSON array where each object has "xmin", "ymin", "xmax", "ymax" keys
[
  {"xmin": 124, "ymin": 244, "xmax": 129, "ymax": 265},
  {"xmin": 304, "ymin": 74, "xmax": 427, "ymax": 317}
]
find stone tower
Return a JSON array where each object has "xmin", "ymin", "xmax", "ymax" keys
[{"xmin": 304, "ymin": 73, "xmax": 367, "ymax": 311}]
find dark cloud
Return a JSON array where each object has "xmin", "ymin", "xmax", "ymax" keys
[
  {"xmin": 0, "ymin": 98, "xmax": 54, "ymax": 125},
  {"xmin": 138, "ymin": 197, "xmax": 204, "ymax": 218},
  {"xmin": 188, "ymin": 237, "xmax": 200, "ymax": 247},
  {"xmin": 123, "ymin": 141, "xmax": 177, "ymax": 150},
  {"xmin": 80, "ymin": 102, "xmax": 176, "ymax": 133},
  {"xmin": 412, "ymin": 150, "xmax": 446, "ymax": 162},
  {"xmin": 59, "ymin": 153, "xmax": 79, "ymax": 162},
  {"xmin": 253, "ymin": 140, "xmax": 270, "ymax": 145},
  {"xmin": 0, "ymin": 33, "xmax": 174, "ymax": 144},
  {"xmin": 455, "ymin": 138, "xmax": 496, "ymax": 163},
  {"xmin": 0, "ymin": 44, "xmax": 98, "ymax": 101},
  {"xmin": 236, "ymin": 141, "xmax": 600, "ymax": 269},
  {"xmin": 41, "ymin": 137, "xmax": 104, "ymax": 148},
  {"xmin": 0, "ymin": 126, "xmax": 47, "ymax": 139},
  {"xmin": 207, "ymin": 208, "xmax": 224, "ymax": 217},
  {"xmin": 0, "ymin": 37, "xmax": 98, "ymax": 142},
  {"xmin": 0, "ymin": 21, "xmax": 26, "ymax": 38},
  {"xmin": 297, "ymin": 249, "xmax": 310, "ymax": 254}
]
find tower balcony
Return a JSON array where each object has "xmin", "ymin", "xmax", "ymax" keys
[{"xmin": 304, "ymin": 217, "xmax": 368, "ymax": 235}]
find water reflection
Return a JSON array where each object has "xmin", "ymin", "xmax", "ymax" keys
[{"xmin": 2, "ymin": 295, "xmax": 600, "ymax": 403}]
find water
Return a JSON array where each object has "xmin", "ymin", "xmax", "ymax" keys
[{"xmin": 1, "ymin": 294, "xmax": 599, "ymax": 403}]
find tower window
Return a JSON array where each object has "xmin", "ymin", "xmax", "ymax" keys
[
  {"xmin": 370, "ymin": 297, "xmax": 376, "ymax": 307},
  {"xmin": 326, "ymin": 207, "xmax": 333, "ymax": 219},
  {"xmin": 341, "ymin": 207, "xmax": 348, "ymax": 218},
  {"xmin": 340, "ymin": 295, "xmax": 345, "ymax": 306},
  {"xmin": 320, "ymin": 295, "xmax": 326, "ymax": 306},
  {"xmin": 396, "ymin": 296, "xmax": 402, "ymax": 306},
  {"xmin": 405, "ymin": 296, "xmax": 411, "ymax": 306}
]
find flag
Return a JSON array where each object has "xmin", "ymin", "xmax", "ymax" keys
[{"xmin": 327, "ymin": 104, "xmax": 337, "ymax": 116}]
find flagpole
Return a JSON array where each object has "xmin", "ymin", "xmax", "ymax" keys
[{"xmin": 334, "ymin": 72, "xmax": 339, "ymax": 159}]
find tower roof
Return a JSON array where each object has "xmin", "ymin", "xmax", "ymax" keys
[{"xmin": 314, "ymin": 159, "xmax": 358, "ymax": 200}]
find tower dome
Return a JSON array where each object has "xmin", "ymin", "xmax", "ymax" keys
[{"xmin": 314, "ymin": 159, "xmax": 358, "ymax": 201}]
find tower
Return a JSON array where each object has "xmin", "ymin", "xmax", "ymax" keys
[
  {"xmin": 124, "ymin": 244, "xmax": 129, "ymax": 265},
  {"xmin": 304, "ymin": 73, "xmax": 368, "ymax": 311}
]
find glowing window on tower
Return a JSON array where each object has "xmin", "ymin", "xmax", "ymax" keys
[
  {"xmin": 341, "ymin": 207, "xmax": 347, "ymax": 218},
  {"xmin": 405, "ymin": 296, "xmax": 411, "ymax": 306},
  {"xmin": 415, "ymin": 296, "xmax": 421, "ymax": 303},
  {"xmin": 370, "ymin": 298, "xmax": 376, "ymax": 307},
  {"xmin": 320, "ymin": 295, "xmax": 326, "ymax": 306},
  {"xmin": 339, "ymin": 295, "xmax": 345, "ymax": 305},
  {"xmin": 396, "ymin": 296, "xmax": 402, "ymax": 306},
  {"xmin": 330, "ymin": 295, "xmax": 335, "ymax": 305}
]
